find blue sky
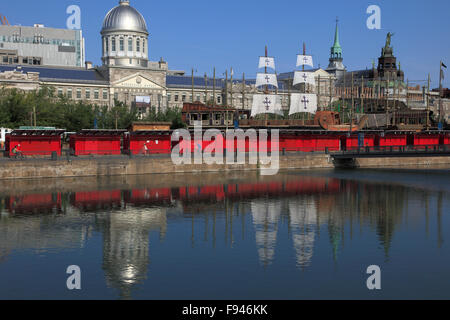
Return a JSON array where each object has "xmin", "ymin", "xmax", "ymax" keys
[{"xmin": 3, "ymin": 0, "xmax": 449, "ymax": 88}]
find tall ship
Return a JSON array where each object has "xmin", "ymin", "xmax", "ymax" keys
[
  {"xmin": 289, "ymin": 45, "xmax": 317, "ymax": 116},
  {"xmin": 251, "ymin": 46, "xmax": 284, "ymax": 119}
]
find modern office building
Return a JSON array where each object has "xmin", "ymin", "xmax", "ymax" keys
[{"xmin": 0, "ymin": 24, "xmax": 85, "ymax": 67}]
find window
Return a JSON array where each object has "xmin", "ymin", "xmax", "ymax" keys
[
  {"xmin": 128, "ymin": 38, "xmax": 133, "ymax": 52},
  {"xmin": 67, "ymin": 89, "xmax": 72, "ymax": 99},
  {"xmin": 105, "ymin": 38, "xmax": 109, "ymax": 53},
  {"xmin": 76, "ymin": 88, "xmax": 82, "ymax": 99},
  {"xmin": 217, "ymin": 96, "xmax": 221, "ymax": 104},
  {"xmin": 114, "ymin": 92, "xmax": 118, "ymax": 100},
  {"xmin": 174, "ymin": 95, "xmax": 179, "ymax": 102},
  {"xmin": 143, "ymin": 40, "xmax": 145, "ymax": 53},
  {"xmin": 58, "ymin": 88, "xmax": 63, "ymax": 97},
  {"xmin": 94, "ymin": 89, "xmax": 99, "ymax": 99},
  {"xmin": 2, "ymin": 56, "xmax": 7, "ymax": 63},
  {"xmin": 85, "ymin": 89, "xmax": 91, "ymax": 99},
  {"xmin": 120, "ymin": 38, "xmax": 124, "ymax": 51},
  {"xmin": 167, "ymin": 94, "xmax": 171, "ymax": 102},
  {"xmin": 182, "ymin": 94, "xmax": 186, "ymax": 102},
  {"xmin": 189, "ymin": 95, "xmax": 193, "ymax": 102},
  {"xmin": 103, "ymin": 89, "xmax": 108, "ymax": 100},
  {"xmin": 112, "ymin": 38, "xmax": 116, "ymax": 52},
  {"xmin": 22, "ymin": 58, "xmax": 28, "ymax": 64},
  {"xmin": 196, "ymin": 95, "xmax": 200, "ymax": 102},
  {"xmin": 137, "ymin": 39, "xmax": 140, "ymax": 52}
]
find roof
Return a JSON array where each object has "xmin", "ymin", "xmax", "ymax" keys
[
  {"xmin": 102, "ymin": 0, "xmax": 148, "ymax": 35},
  {"xmin": 166, "ymin": 75, "xmax": 226, "ymax": 89},
  {"xmin": 166, "ymin": 75, "xmax": 288, "ymax": 90},
  {"xmin": 76, "ymin": 129, "xmax": 127, "ymax": 136},
  {"xmin": 11, "ymin": 129, "xmax": 66, "ymax": 136},
  {"xmin": 0, "ymin": 65, "xmax": 108, "ymax": 85}
]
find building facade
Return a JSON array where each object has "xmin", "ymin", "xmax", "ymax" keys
[
  {"xmin": 0, "ymin": 25, "xmax": 85, "ymax": 68},
  {"xmin": 0, "ymin": 1, "xmax": 447, "ymax": 121}
]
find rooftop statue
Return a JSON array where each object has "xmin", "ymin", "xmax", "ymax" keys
[{"xmin": 385, "ymin": 32, "xmax": 394, "ymax": 49}]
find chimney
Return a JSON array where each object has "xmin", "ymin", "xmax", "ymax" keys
[{"xmin": 85, "ymin": 61, "xmax": 93, "ymax": 70}]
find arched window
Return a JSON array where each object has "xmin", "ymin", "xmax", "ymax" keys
[
  {"xmin": 136, "ymin": 39, "xmax": 140, "ymax": 52},
  {"xmin": 112, "ymin": 38, "xmax": 116, "ymax": 52},
  {"xmin": 143, "ymin": 39, "xmax": 145, "ymax": 54}
]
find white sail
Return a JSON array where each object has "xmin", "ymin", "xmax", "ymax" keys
[
  {"xmin": 251, "ymin": 94, "xmax": 283, "ymax": 117},
  {"xmin": 256, "ymin": 73, "xmax": 279, "ymax": 88},
  {"xmin": 296, "ymin": 55, "xmax": 314, "ymax": 68},
  {"xmin": 258, "ymin": 56, "xmax": 276, "ymax": 70},
  {"xmin": 293, "ymin": 71, "xmax": 316, "ymax": 86},
  {"xmin": 289, "ymin": 93, "xmax": 317, "ymax": 115}
]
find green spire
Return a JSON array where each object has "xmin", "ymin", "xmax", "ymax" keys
[{"xmin": 330, "ymin": 18, "xmax": 342, "ymax": 59}]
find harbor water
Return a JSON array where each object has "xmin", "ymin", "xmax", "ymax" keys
[{"xmin": 0, "ymin": 167, "xmax": 449, "ymax": 300}]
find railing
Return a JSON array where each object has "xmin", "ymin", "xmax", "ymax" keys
[{"xmin": 331, "ymin": 144, "xmax": 450, "ymax": 158}]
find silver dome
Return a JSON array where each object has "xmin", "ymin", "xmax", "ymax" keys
[{"xmin": 101, "ymin": 0, "xmax": 148, "ymax": 35}]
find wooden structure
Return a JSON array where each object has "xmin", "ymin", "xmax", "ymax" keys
[
  {"xmin": 123, "ymin": 131, "xmax": 172, "ymax": 155},
  {"xmin": 69, "ymin": 130, "xmax": 126, "ymax": 156},
  {"xmin": 182, "ymin": 102, "xmax": 250, "ymax": 128},
  {"xmin": 5, "ymin": 129, "xmax": 65, "ymax": 157},
  {"xmin": 129, "ymin": 122, "xmax": 171, "ymax": 132}
]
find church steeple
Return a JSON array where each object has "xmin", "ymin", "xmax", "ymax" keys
[
  {"xmin": 330, "ymin": 18, "xmax": 342, "ymax": 59},
  {"xmin": 326, "ymin": 18, "xmax": 346, "ymax": 78}
]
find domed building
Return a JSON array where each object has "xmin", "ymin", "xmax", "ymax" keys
[
  {"xmin": 97, "ymin": 0, "xmax": 169, "ymax": 115},
  {"xmin": 101, "ymin": 0, "xmax": 149, "ymax": 68}
]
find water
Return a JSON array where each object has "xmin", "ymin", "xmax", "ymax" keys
[{"xmin": 0, "ymin": 168, "xmax": 449, "ymax": 300}]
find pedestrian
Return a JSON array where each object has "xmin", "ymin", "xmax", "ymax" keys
[{"xmin": 144, "ymin": 141, "xmax": 150, "ymax": 155}]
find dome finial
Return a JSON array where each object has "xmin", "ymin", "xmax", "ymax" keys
[{"xmin": 119, "ymin": 0, "xmax": 130, "ymax": 6}]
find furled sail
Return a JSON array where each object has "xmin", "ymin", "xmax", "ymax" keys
[
  {"xmin": 296, "ymin": 55, "xmax": 314, "ymax": 68},
  {"xmin": 256, "ymin": 73, "xmax": 279, "ymax": 88},
  {"xmin": 258, "ymin": 56, "xmax": 276, "ymax": 70},
  {"xmin": 293, "ymin": 71, "xmax": 316, "ymax": 86},
  {"xmin": 289, "ymin": 93, "xmax": 317, "ymax": 115},
  {"xmin": 251, "ymin": 94, "xmax": 283, "ymax": 117}
]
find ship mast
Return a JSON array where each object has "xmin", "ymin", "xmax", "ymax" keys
[{"xmin": 265, "ymin": 46, "xmax": 269, "ymax": 124}]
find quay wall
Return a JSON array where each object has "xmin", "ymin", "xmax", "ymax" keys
[{"xmin": 0, "ymin": 154, "xmax": 449, "ymax": 180}]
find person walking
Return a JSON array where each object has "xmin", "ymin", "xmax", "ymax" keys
[{"xmin": 143, "ymin": 141, "xmax": 150, "ymax": 156}]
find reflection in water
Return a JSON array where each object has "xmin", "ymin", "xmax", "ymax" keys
[
  {"xmin": 251, "ymin": 200, "xmax": 282, "ymax": 267},
  {"xmin": 0, "ymin": 170, "xmax": 448, "ymax": 299},
  {"xmin": 289, "ymin": 198, "xmax": 317, "ymax": 268},
  {"xmin": 95, "ymin": 208, "xmax": 167, "ymax": 300}
]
